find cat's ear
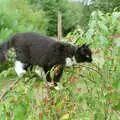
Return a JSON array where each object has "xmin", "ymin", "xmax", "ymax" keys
[
  {"xmin": 76, "ymin": 46, "xmax": 85, "ymax": 55},
  {"xmin": 82, "ymin": 43, "xmax": 86, "ymax": 47}
]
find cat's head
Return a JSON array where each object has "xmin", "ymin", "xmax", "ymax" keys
[
  {"xmin": 0, "ymin": 45, "xmax": 6, "ymax": 64},
  {"xmin": 75, "ymin": 43, "xmax": 92, "ymax": 63}
]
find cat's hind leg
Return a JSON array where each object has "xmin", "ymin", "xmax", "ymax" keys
[{"xmin": 15, "ymin": 46, "xmax": 30, "ymax": 77}]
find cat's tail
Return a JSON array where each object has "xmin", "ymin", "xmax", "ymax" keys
[
  {"xmin": 0, "ymin": 35, "xmax": 15, "ymax": 51},
  {"xmin": 0, "ymin": 35, "xmax": 15, "ymax": 63}
]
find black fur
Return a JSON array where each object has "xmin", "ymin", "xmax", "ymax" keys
[{"xmin": 0, "ymin": 32, "xmax": 92, "ymax": 84}]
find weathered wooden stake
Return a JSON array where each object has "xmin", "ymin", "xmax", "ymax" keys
[{"xmin": 58, "ymin": 11, "xmax": 62, "ymax": 40}]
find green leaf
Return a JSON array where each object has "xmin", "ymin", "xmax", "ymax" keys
[
  {"xmin": 56, "ymin": 100, "xmax": 64, "ymax": 109},
  {"xmin": 112, "ymin": 101, "xmax": 120, "ymax": 111},
  {"xmin": 13, "ymin": 104, "xmax": 27, "ymax": 120},
  {"xmin": 98, "ymin": 21, "xmax": 108, "ymax": 33},
  {"xmin": 60, "ymin": 113, "xmax": 69, "ymax": 120}
]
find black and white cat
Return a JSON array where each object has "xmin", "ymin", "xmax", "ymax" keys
[{"xmin": 0, "ymin": 32, "xmax": 92, "ymax": 85}]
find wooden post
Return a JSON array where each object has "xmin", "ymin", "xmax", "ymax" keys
[{"xmin": 58, "ymin": 11, "xmax": 62, "ymax": 40}]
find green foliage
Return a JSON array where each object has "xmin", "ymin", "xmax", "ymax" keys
[
  {"xmin": 65, "ymin": 10, "xmax": 120, "ymax": 119},
  {"xmin": 86, "ymin": 11, "xmax": 120, "ymax": 48},
  {"xmin": 0, "ymin": 0, "xmax": 48, "ymax": 43},
  {"xmin": 91, "ymin": 0, "xmax": 120, "ymax": 13},
  {"xmin": 64, "ymin": 2, "xmax": 87, "ymax": 34},
  {"xmin": 66, "ymin": 26, "xmax": 85, "ymax": 44},
  {"xmin": 10, "ymin": 0, "xmax": 48, "ymax": 34},
  {"xmin": 29, "ymin": 0, "xmax": 70, "ymax": 36},
  {"xmin": 29, "ymin": 0, "xmax": 89, "ymax": 36}
]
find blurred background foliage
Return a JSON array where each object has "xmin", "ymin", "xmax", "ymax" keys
[
  {"xmin": 0, "ymin": 0, "xmax": 48, "ymax": 43},
  {"xmin": 0, "ymin": 0, "xmax": 120, "ymax": 39}
]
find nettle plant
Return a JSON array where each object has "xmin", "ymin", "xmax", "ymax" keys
[
  {"xmin": 65, "ymin": 10, "xmax": 120, "ymax": 119},
  {"xmin": 86, "ymin": 10, "xmax": 120, "ymax": 70},
  {"xmin": 67, "ymin": 10, "xmax": 120, "ymax": 70},
  {"xmin": 86, "ymin": 10, "xmax": 120, "ymax": 47}
]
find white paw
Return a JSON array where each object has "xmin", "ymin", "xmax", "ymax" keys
[
  {"xmin": 47, "ymin": 82, "xmax": 54, "ymax": 87},
  {"xmin": 54, "ymin": 86, "xmax": 60, "ymax": 91}
]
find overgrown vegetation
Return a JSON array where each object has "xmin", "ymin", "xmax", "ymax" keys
[
  {"xmin": 0, "ymin": 0, "xmax": 120, "ymax": 119},
  {"xmin": 1, "ymin": 9, "xmax": 120, "ymax": 119}
]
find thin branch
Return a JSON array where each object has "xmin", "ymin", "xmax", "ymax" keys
[
  {"xmin": 72, "ymin": 63, "xmax": 103, "ymax": 77},
  {"xmin": 0, "ymin": 78, "xmax": 20, "ymax": 102}
]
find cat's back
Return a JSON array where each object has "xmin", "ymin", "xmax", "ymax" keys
[{"xmin": 14, "ymin": 32, "xmax": 56, "ymax": 46}]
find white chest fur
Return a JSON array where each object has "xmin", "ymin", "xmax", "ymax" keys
[{"xmin": 65, "ymin": 56, "xmax": 77, "ymax": 67}]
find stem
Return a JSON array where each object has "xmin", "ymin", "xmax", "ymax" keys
[{"xmin": 0, "ymin": 78, "xmax": 20, "ymax": 102}]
